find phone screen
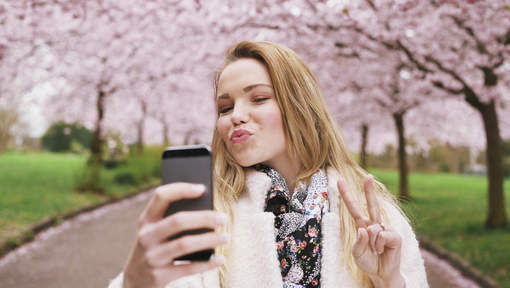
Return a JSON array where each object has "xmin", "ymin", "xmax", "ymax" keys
[{"xmin": 161, "ymin": 145, "xmax": 214, "ymax": 262}]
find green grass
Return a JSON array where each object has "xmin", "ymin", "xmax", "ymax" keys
[
  {"xmin": 0, "ymin": 148, "xmax": 162, "ymax": 248},
  {"xmin": 0, "ymin": 152, "xmax": 95, "ymax": 240},
  {"xmin": 2, "ymin": 153, "xmax": 509, "ymax": 286},
  {"xmin": 371, "ymin": 169, "xmax": 510, "ymax": 287}
]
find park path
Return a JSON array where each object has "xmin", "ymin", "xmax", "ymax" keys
[{"xmin": 0, "ymin": 188, "xmax": 480, "ymax": 288}]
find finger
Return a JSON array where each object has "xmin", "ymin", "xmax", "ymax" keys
[
  {"xmin": 152, "ymin": 255, "xmax": 225, "ymax": 287},
  {"xmin": 364, "ymin": 176, "xmax": 382, "ymax": 224},
  {"xmin": 375, "ymin": 228, "xmax": 402, "ymax": 253},
  {"xmin": 375, "ymin": 231, "xmax": 386, "ymax": 255},
  {"xmin": 352, "ymin": 227, "xmax": 370, "ymax": 259},
  {"xmin": 146, "ymin": 231, "xmax": 229, "ymax": 267},
  {"xmin": 367, "ymin": 223, "xmax": 383, "ymax": 255},
  {"xmin": 139, "ymin": 210, "xmax": 228, "ymax": 248},
  {"xmin": 337, "ymin": 179, "xmax": 369, "ymax": 228},
  {"xmin": 139, "ymin": 183, "xmax": 206, "ymax": 225}
]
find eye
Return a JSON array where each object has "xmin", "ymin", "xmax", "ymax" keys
[
  {"xmin": 253, "ymin": 97, "xmax": 270, "ymax": 103},
  {"xmin": 218, "ymin": 106, "xmax": 232, "ymax": 114}
]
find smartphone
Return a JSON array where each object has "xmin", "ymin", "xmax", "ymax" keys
[{"xmin": 161, "ymin": 144, "xmax": 214, "ymax": 262}]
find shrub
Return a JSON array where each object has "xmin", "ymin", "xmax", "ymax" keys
[
  {"xmin": 6, "ymin": 238, "xmax": 20, "ymax": 251},
  {"xmin": 104, "ymin": 159, "xmax": 127, "ymax": 169},
  {"xmin": 504, "ymin": 156, "xmax": 510, "ymax": 178},
  {"xmin": 42, "ymin": 121, "xmax": 92, "ymax": 152},
  {"xmin": 74, "ymin": 144, "xmax": 164, "ymax": 194},
  {"xmin": 114, "ymin": 172, "xmax": 138, "ymax": 185},
  {"xmin": 74, "ymin": 163, "xmax": 105, "ymax": 194},
  {"xmin": 69, "ymin": 140, "xmax": 89, "ymax": 155}
]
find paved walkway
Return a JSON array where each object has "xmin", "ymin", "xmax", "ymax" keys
[{"xmin": 0, "ymin": 188, "xmax": 480, "ymax": 288}]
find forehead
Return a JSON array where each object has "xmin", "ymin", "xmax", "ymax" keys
[{"xmin": 217, "ymin": 58, "xmax": 272, "ymax": 94}]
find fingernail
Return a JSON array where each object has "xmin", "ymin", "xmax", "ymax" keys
[
  {"xmin": 215, "ymin": 213, "xmax": 228, "ymax": 226},
  {"xmin": 219, "ymin": 233, "xmax": 230, "ymax": 243},
  {"xmin": 213, "ymin": 255, "xmax": 226, "ymax": 265},
  {"xmin": 191, "ymin": 184, "xmax": 206, "ymax": 194}
]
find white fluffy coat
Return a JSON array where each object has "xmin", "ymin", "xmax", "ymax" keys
[{"xmin": 109, "ymin": 167, "xmax": 429, "ymax": 288}]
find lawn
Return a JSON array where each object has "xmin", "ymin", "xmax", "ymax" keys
[
  {"xmin": 371, "ymin": 169, "xmax": 510, "ymax": 287},
  {"xmin": 1, "ymin": 152, "xmax": 509, "ymax": 286},
  {"xmin": 0, "ymin": 149, "xmax": 161, "ymax": 249}
]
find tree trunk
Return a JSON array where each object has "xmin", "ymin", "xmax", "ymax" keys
[
  {"xmin": 162, "ymin": 120, "xmax": 170, "ymax": 147},
  {"xmin": 463, "ymin": 79, "xmax": 507, "ymax": 228},
  {"xmin": 479, "ymin": 101, "xmax": 507, "ymax": 228},
  {"xmin": 360, "ymin": 124, "xmax": 369, "ymax": 169},
  {"xmin": 184, "ymin": 129, "xmax": 194, "ymax": 145},
  {"xmin": 0, "ymin": 107, "xmax": 18, "ymax": 155},
  {"xmin": 393, "ymin": 112, "xmax": 410, "ymax": 201},
  {"xmin": 90, "ymin": 90, "xmax": 105, "ymax": 165},
  {"xmin": 136, "ymin": 120, "xmax": 144, "ymax": 154},
  {"xmin": 136, "ymin": 100, "xmax": 147, "ymax": 154},
  {"xmin": 83, "ymin": 89, "xmax": 106, "ymax": 194}
]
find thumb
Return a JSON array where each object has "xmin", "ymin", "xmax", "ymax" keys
[{"xmin": 352, "ymin": 227, "xmax": 370, "ymax": 259}]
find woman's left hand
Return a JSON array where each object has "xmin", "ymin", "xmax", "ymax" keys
[{"xmin": 337, "ymin": 176, "xmax": 405, "ymax": 288}]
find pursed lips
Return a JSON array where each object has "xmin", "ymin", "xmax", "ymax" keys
[{"xmin": 230, "ymin": 128, "xmax": 253, "ymax": 143}]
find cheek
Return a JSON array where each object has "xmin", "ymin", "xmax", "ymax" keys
[
  {"xmin": 258, "ymin": 105, "xmax": 285, "ymax": 139},
  {"xmin": 216, "ymin": 118, "xmax": 230, "ymax": 141}
]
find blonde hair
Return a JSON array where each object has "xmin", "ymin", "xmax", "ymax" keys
[{"xmin": 212, "ymin": 41, "xmax": 402, "ymax": 287}]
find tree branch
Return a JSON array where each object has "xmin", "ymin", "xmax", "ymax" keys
[
  {"xmin": 424, "ymin": 55, "xmax": 483, "ymax": 108},
  {"xmin": 304, "ymin": 0, "xmax": 318, "ymax": 13},
  {"xmin": 431, "ymin": 80, "xmax": 463, "ymax": 94},
  {"xmin": 497, "ymin": 28, "xmax": 510, "ymax": 45},
  {"xmin": 450, "ymin": 15, "xmax": 489, "ymax": 55},
  {"xmin": 365, "ymin": 0, "xmax": 377, "ymax": 11},
  {"xmin": 239, "ymin": 21, "xmax": 281, "ymax": 30},
  {"xmin": 395, "ymin": 40, "xmax": 431, "ymax": 73},
  {"xmin": 423, "ymin": 55, "xmax": 468, "ymax": 86}
]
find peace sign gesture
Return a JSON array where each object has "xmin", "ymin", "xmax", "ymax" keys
[{"xmin": 337, "ymin": 176, "xmax": 406, "ymax": 288}]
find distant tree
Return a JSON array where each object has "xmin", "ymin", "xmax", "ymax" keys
[
  {"xmin": 41, "ymin": 121, "xmax": 92, "ymax": 152},
  {"xmin": 0, "ymin": 107, "xmax": 19, "ymax": 154}
]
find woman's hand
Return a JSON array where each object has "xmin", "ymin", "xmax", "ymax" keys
[
  {"xmin": 337, "ymin": 176, "xmax": 405, "ymax": 288},
  {"xmin": 122, "ymin": 183, "xmax": 229, "ymax": 288}
]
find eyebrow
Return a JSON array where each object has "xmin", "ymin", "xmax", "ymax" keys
[{"xmin": 217, "ymin": 83, "xmax": 273, "ymax": 100}]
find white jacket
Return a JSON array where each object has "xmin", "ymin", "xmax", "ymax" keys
[{"xmin": 109, "ymin": 167, "xmax": 429, "ymax": 288}]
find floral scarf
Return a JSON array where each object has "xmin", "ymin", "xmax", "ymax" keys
[{"xmin": 255, "ymin": 165, "xmax": 330, "ymax": 288}]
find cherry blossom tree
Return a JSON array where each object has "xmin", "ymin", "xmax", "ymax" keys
[
  {"xmin": 8, "ymin": 0, "xmax": 509, "ymax": 224},
  {"xmin": 246, "ymin": 0, "xmax": 509, "ymax": 224},
  {"xmin": 0, "ymin": 1, "xmax": 51, "ymax": 153},
  {"xmin": 345, "ymin": 0, "xmax": 510, "ymax": 227}
]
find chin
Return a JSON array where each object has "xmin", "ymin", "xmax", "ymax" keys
[
  {"xmin": 235, "ymin": 158, "xmax": 258, "ymax": 168},
  {"xmin": 231, "ymin": 153, "xmax": 265, "ymax": 168}
]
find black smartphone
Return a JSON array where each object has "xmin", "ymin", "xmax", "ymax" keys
[{"xmin": 161, "ymin": 144, "xmax": 214, "ymax": 262}]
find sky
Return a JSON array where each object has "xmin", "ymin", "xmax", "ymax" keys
[{"xmin": 20, "ymin": 82, "xmax": 52, "ymax": 138}]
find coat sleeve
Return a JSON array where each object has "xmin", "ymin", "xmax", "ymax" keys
[
  {"xmin": 107, "ymin": 272, "xmax": 124, "ymax": 288},
  {"xmin": 383, "ymin": 201, "xmax": 430, "ymax": 288},
  {"xmin": 107, "ymin": 268, "xmax": 221, "ymax": 288}
]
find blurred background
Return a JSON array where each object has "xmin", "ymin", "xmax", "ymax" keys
[{"xmin": 0, "ymin": 0, "xmax": 509, "ymax": 287}]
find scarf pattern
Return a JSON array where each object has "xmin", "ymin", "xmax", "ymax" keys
[{"xmin": 256, "ymin": 165, "xmax": 330, "ymax": 288}]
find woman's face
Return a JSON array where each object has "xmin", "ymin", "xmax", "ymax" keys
[{"xmin": 215, "ymin": 58, "xmax": 287, "ymax": 167}]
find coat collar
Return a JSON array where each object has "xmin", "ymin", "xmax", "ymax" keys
[
  {"xmin": 242, "ymin": 168, "xmax": 272, "ymax": 212},
  {"xmin": 242, "ymin": 166, "xmax": 341, "ymax": 214},
  {"xmin": 226, "ymin": 167, "xmax": 357, "ymax": 288}
]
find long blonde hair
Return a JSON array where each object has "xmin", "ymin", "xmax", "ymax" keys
[{"xmin": 212, "ymin": 41, "xmax": 401, "ymax": 287}]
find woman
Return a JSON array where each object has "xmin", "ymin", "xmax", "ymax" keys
[{"xmin": 109, "ymin": 41, "xmax": 429, "ymax": 288}]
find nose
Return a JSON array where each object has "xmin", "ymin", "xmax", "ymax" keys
[{"xmin": 230, "ymin": 102, "xmax": 249, "ymax": 125}]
